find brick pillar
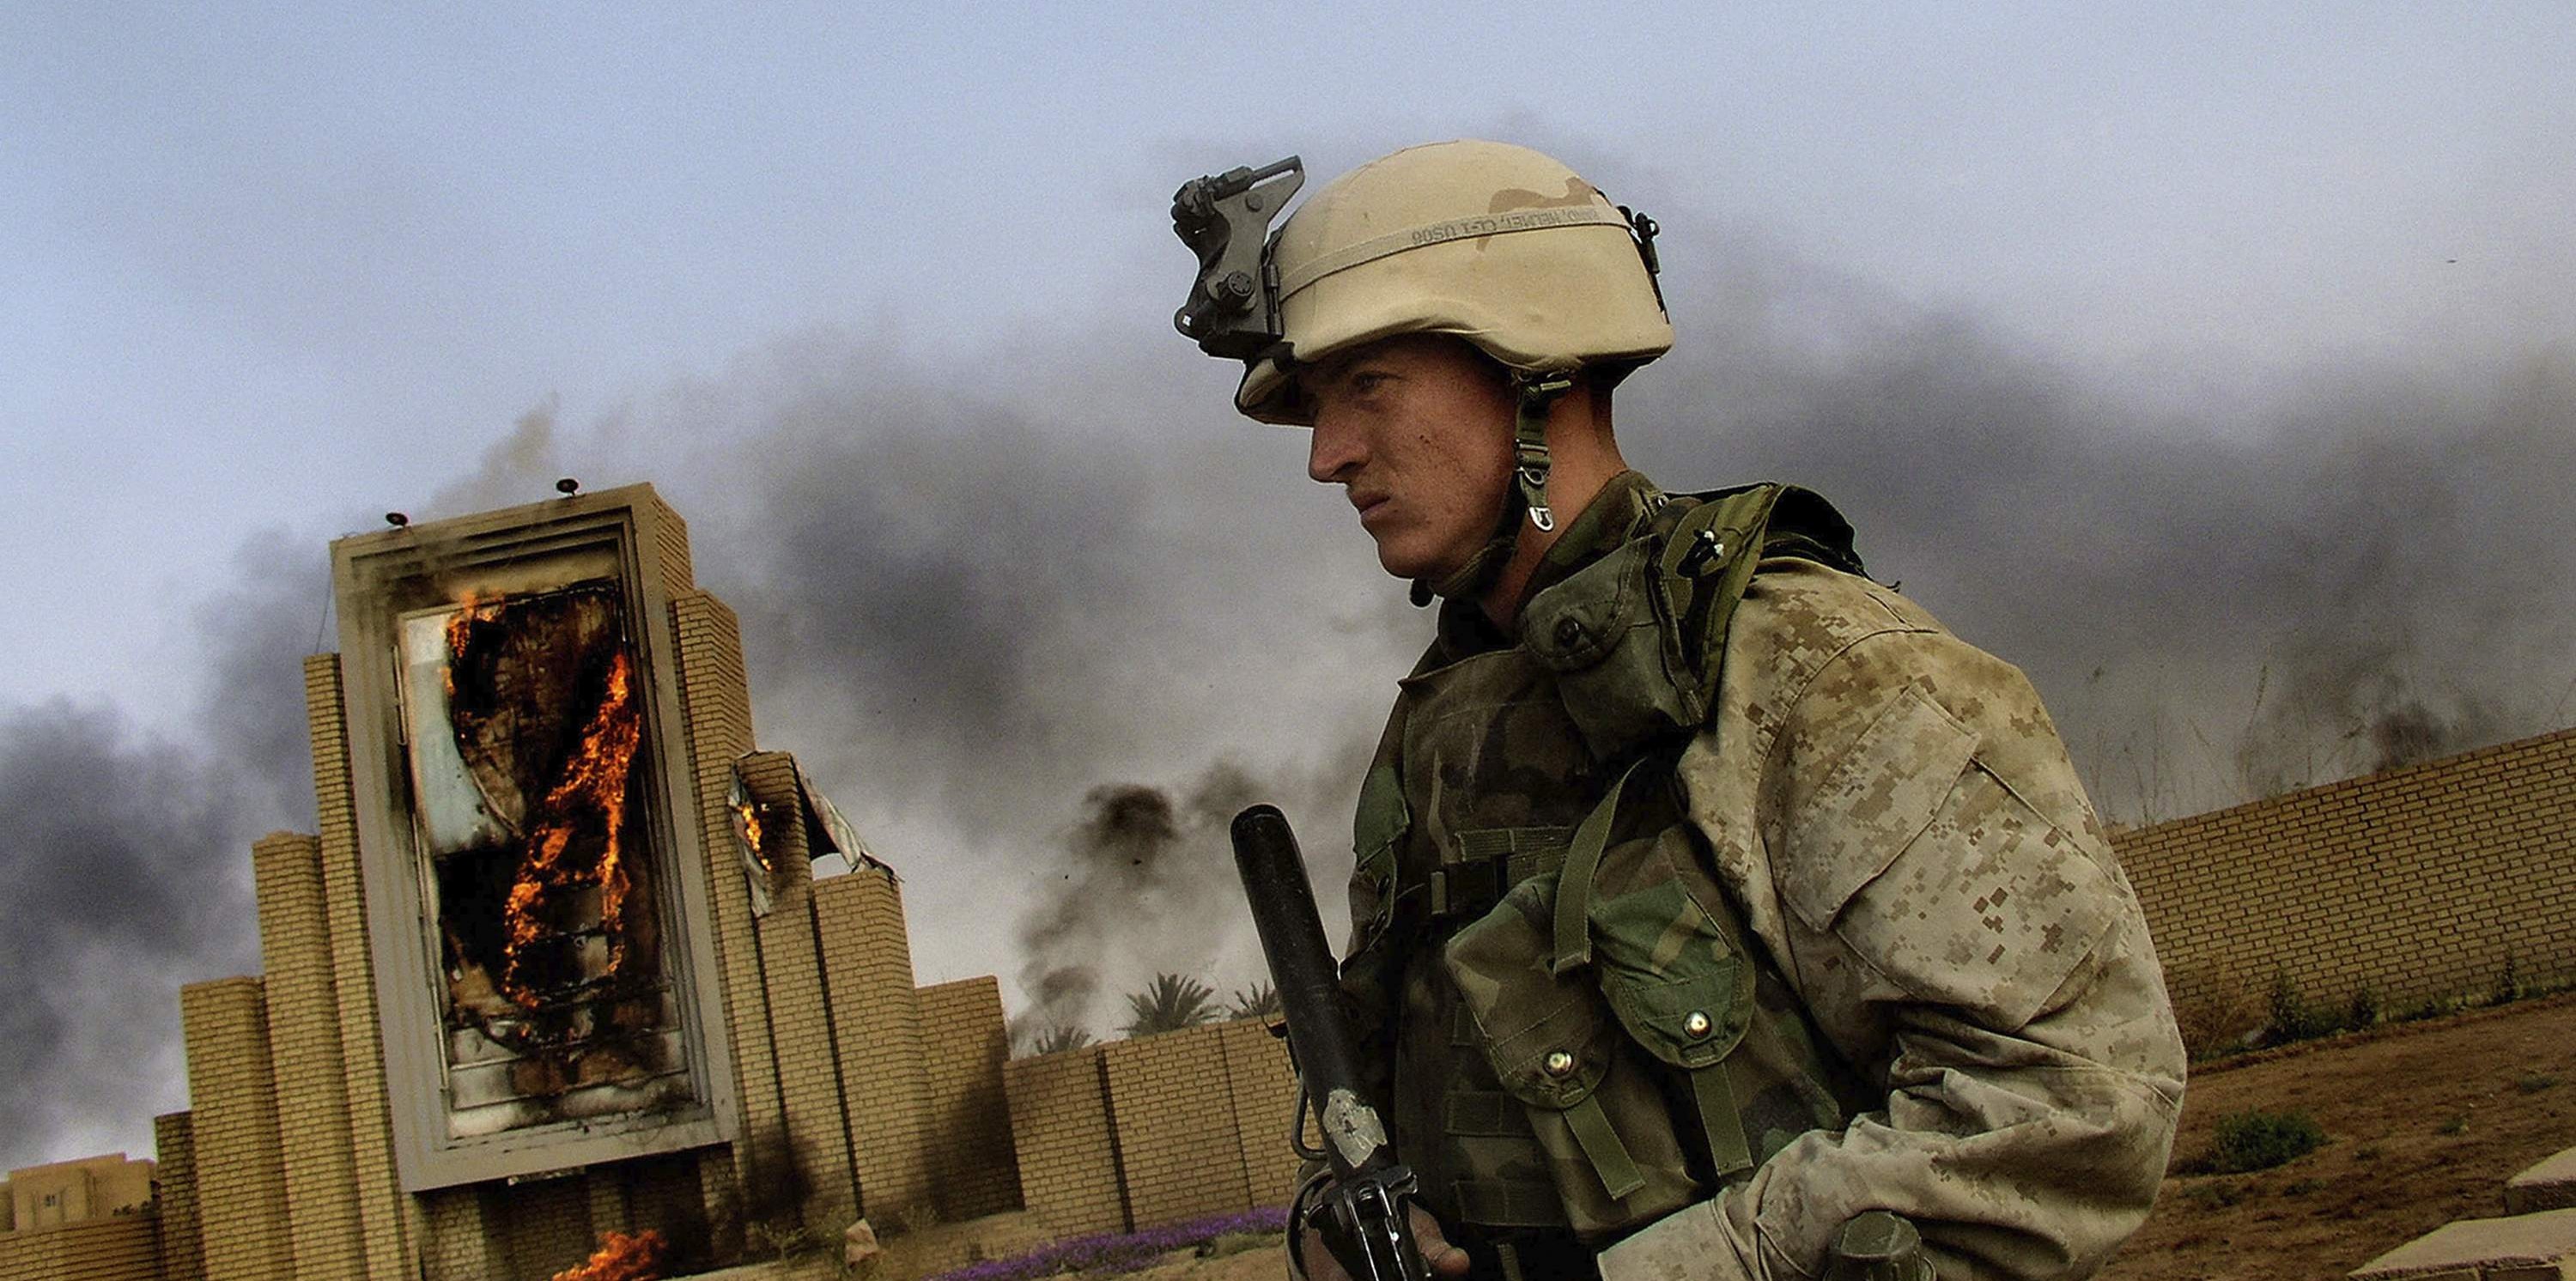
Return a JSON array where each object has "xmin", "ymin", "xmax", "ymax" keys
[
  {"xmin": 252, "ymin": 831, "xmax": 367, "ymax": 1279},
  {"xmin": 740, "ymin": 751, "xmax": 861, "ymax": 1232},
  {"xmin": 1004, "ymin": 1046, "xmax": 1128, "ymax": 1236},
  {"xmin": 1218, "ymin": 1018, "xmax": 1303, "ymax": 1206},
  {"xmin": 919, "ymin": 977, "xmax": 1023, "ymax": 1220},
  {"xmin": 153, "ymin": 1111, "xmax": 206, "ymax": 1281},
  {"xmin": 817, "ymin": 872, "xmax": 938, "ymax": 1224},
  {"xmin": 671, "ymin": 591, "xmax": 783, "ymax": 1250},
  {"xmin": 304, "ymin": 653, "xmax": 416, "ymax": 1278},
  {"xmin": 414, "ymin": 1186, "xmax": 508, "ymax": 1281},
  {"xmin": 1103, "ymin": 1028, "xmax": 1250, "ymax": 1229},
  {"xmin": 180, "ymin": 977, "xmax": 292, "ymax": 1281}
]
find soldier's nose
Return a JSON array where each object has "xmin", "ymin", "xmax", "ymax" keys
[{"xmin": 1307, "ymin": 415, "xmax": 1364, "ymax": 485}]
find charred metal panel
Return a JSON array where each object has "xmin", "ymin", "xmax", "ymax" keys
[{"xmin": 332, "ymin": 485, "xmax": 737, "ymax": 1191}]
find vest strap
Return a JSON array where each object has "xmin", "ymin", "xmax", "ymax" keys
[
  {"xmin": 1565, "ymin": 1094, "xmax": 1648, "ymax": 1201},
  {"xmin": 1690, "ymin": 1065, "xmax": 1755, "ymax": 1179},
  {"xmin": 1550, "ymin": 759, "xmax": 1647, "ymax": 976}
]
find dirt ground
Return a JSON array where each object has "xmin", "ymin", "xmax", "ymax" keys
[
  {"xmin": 2102, "ymin": 990, "xmax": 2576, "ymax": 1280},
  {"xmin": 1084, "ymin": 993, "xmax": 2576, "ymax": 1281}
]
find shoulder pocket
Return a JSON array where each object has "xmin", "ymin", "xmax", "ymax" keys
[
  {"xmin": 1781, "ymin": 681, "xmax": 1979, "ymax": 933},
  {"xmin": 1783, "ymin": 681, "xmax": 2119, "ymax": 1029}
]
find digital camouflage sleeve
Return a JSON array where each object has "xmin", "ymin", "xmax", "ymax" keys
[{"xmin": 1601, "ymin": 558, "xmax": 2187, "ymax": 1281}]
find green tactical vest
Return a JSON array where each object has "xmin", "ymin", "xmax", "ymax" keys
[{"xmin": 1340, "ymin": 477, "xmax": 1880, "ymax": 1243}]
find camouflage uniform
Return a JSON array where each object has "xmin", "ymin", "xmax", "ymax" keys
[{"xmin": 1343, "ymin": 471, "xmax": 2184, "ymax": 1281}]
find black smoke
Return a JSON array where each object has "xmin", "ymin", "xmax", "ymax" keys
[
  {"xmin": 0, "ymin": 526, "xmax": 325, "ymax": 1168},
  {"xmin": 4, "ymin": 184, "xmax": 2571, "ymax": 1168},
  {"xmin": 1012, "ymin": 764, "xmax": 1267, "ymax": 1047}
]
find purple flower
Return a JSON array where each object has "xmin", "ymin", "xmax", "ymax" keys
[{"xmin": 927, "ymin": 1207, "xmax": 1291, "ymax": 1281}]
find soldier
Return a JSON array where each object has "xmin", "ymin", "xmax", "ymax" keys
[{"xmin": 1173, "ymin": 142, "xmax": 2185, "ymax": 1281}]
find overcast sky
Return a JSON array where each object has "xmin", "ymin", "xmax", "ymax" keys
[{"xmin": 3, "ymin": 3, "xmax": 2573, "ymax": 1170}]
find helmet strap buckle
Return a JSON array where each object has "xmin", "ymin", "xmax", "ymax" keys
[{"xmin": 1512, "ymin": 372, "xmax": 1575, "ymax": 532}]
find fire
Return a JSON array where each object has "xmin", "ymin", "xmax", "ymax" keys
[
  {"xmin": 499, "ymin": 647, "xmax": 642, "ymax": 1010},
  {"xmin": 441, "ymin": 592, "xmax": 502, "ymax": 703},
  {"xmin": 552, "ymin": 1229, "xmax": 666, "ymax": 1281},
  {"xmin": 732, "ymin": 795, "xmax": 765, "ymax": 860}
]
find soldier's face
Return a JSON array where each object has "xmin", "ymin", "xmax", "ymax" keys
[{"xmin": 1302, "ymin": 335, "xmax": 1516, "ymax": 582}]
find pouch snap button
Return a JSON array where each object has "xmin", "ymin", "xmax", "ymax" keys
[
  {"xmin": 1684, "ymin": 1011, "xmax": 1713, "ymax": 1039},
  {"xmin": 1543, "ymin": 1050, "xmax": 1577, "ymax": 1078}
]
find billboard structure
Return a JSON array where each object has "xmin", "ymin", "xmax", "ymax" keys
[{"xmin": 332, "ymin": 489, "xmax": 736, "ymax": 1189}]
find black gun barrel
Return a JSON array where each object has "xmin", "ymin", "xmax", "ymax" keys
[{"xmin": 1230, "ymin": 804, "xmax": 1393, "ymax": 1179}]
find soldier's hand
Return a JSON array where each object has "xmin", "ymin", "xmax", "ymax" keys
[{"xmin": 1297, "ymin": 1202, "xmax": 1470, "ymax": 1281}]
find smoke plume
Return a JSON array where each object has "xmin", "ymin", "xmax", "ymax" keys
[
  {"xmin": 3, "ymin": 190, "xmax": 2571, "ymax": 1168},
  {"xmin": 1013, "ymin": 763, "xmax": 1265, "ymax": 1045}
]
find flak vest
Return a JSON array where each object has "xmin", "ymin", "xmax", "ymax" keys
[{"xmin": 1340, "ymin": 481, "xmax": 1882, "ymax": 1244}]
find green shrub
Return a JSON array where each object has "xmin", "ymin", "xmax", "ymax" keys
[
  {"xmin": 2265, "ymin": 973, "xmax": 2342, "ymax": 1043},
  {"xmin": 2201, "ymin": 1109, "xmax": 2325, "ymax": 1174},
  {"xmin": 2346, "ymin": 984, "xmax": 2380, "ymax": 1029},
  {"xmin": 2491, "ymin": 955, "xmax": 2523, "ymax": 1006}
]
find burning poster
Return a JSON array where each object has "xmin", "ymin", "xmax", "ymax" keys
[{"xmin": 399, "ymin": 586, "xmax": 685, "ymax": 1129}]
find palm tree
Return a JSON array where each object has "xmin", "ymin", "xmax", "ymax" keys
[
  {"xmin": 1119, "ymin": 973, "xmax": 1219, "ymax": 1037},
  {"xmin": 1229, "ymin": 981, "xmax": 1282, "ymax": 1021},
  {"xmin": 1026, "ymin": 1023, "xmax": 1097, "ymax": 1056}
]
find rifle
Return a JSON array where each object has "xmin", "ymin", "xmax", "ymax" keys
[{"xmin": 1230, "ymin": 804, "xmax": 1430, "ymax": 1281}]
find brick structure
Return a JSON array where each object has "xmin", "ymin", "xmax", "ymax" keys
[
  {"xmin": 817, "ymin": 871, "xmax": 939, "ymax": 1223},
  {"xmin": 149, "ymin": 1116, "xmax": 202, "ymax": 1281},
  {"xmin": 177, "ymin": 978, "xmax": 289, "ymax": 1281},
  {"xmin": 2119, "ymin": 726, "xmax": 2576, "ymax": 1019},
  {"xmin": 301, "ymin": 653, "xmax": 416, "ymax": 1278},
  {"xmin": 920, "ymin": 977, "xmax": 1024, "ymax": 1222},
  {"xmin": 1104, "ymin": 1029, "xmax": 1253, "ymax": 1229},
  {"xmin": 1005, "ymin": 1045, "xmax": 1129, "ymax": 1236},
  {"xmin": 137, "ymin": 487, "xmax": 1036, "ymax": 1279},
  {"xmin": 0, "ymin": 1217, "xmax": 161, "ymax": 1281}
]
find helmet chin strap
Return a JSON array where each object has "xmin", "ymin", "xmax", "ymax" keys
[{"xmin": 1410, "ymin": 371, "xmax": 1577, "ymax": 607}]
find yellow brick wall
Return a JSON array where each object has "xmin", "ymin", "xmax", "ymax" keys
[
  {"xmin": 151, "ymin": 1114, "xmax": 201, "ymax": 1281},
  {"xmin": 671, "ymin": 590, "xmax": 780, "ymax": 1253},
  {"xmin": 494, "ymin": 1178, "xmax": 594, "ymax": 1279},
  {"xmin": 178, "ymin": 978, "xmax": 290, "ymax": 1281},
  {"xmin": 301, "ymin": 653, "xmax": 415, "ymax": 1278},
  {"xmin": 814, "ymin": 872, "xmax": 938, "ymax": 1224},
  {"xmin": 0, "ymin": 1216, "xmax": 162, "ymax": 1281},
  {"xmin": 740, "ymin": 750, "xmax": 862, "ymax": 1231},
  {"xmin": 642, "ymin": 488, "xmax": 695, "ymax": 594},
  {"xmin": 1102, "ymin": 1028, "xmax": 1254, "ymax": 1230},
  {"xmin": 2122, "ymin": 725, "xmax": 2576, "ymax": 1015},
  {"xmin": 250, "ymin": 833, "xmax": 365, "ymax": 1280},
  {"xmin": 1004, "ymin": 1046, "xmax": 1127, "ymax": 1236},
  {"xmin": 917, "ymin": 977, "xmax": 1023, "ymax": 1222},
  {"xmin": 1215, "ymin": 1019, "xmax": 1302, "ymax": 1207},
  {"xmin": 413, "ymin": 1187, "xmax": 505, "ymax": 1281}
]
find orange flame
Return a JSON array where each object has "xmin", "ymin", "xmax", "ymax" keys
[
  {"xmin": 499, "ymin": 648, "xmax": 642, "ymax": 1010},
  {"xmin": 441, "ymin": 592, "xmax": 502, "ymax": 703},
  {"xmin": 551, "ymin": 1229, "xmax": 666, "ymax": 1281},
  {"xmin": 732, "ymin": 796, "xmax": 766, "ymax": 862}
]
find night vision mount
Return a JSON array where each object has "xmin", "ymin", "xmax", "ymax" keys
[{"xmin": 1171, "ymin": 155, "xmax": 1304, "ymax": 361}]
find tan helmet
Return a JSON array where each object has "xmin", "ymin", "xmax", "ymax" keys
[{"xmin": 1236, "ymin": 140, "xmax": 1673, "ymax": 425}]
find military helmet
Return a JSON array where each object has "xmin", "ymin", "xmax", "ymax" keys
[{"xmin": 1235, "ymin": 140, "xmax": 1673, "ymax": 425}]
